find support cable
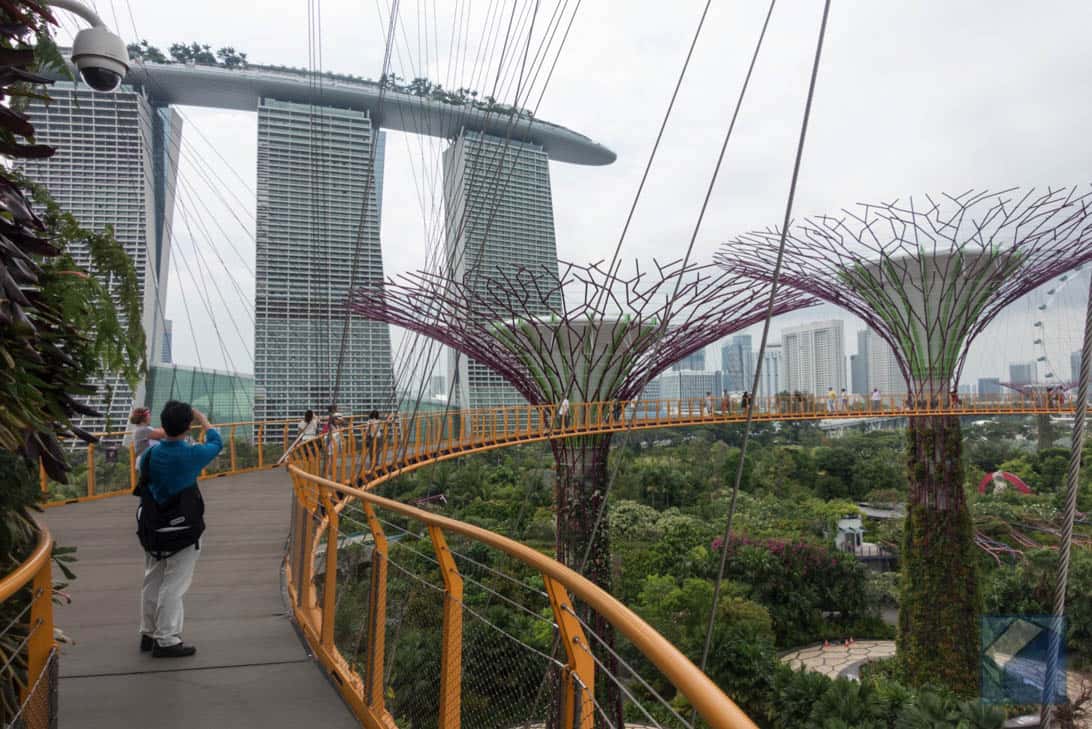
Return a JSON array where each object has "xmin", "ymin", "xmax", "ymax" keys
[
  {"xmin": 1041, "ymin": 269, "xmax": 1092, "ymax": 727},
  {"xmin": 696, "ymin": 0, "xmax": 832, "ymax": 686}
]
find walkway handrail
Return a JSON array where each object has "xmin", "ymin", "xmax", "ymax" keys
[
  {"xmin": 0, "ymin": 521, "xmax": 56, "ymax": 725},
  {"xmin": 39, "ymin": 393, "xmax": 1080, "ymax": 506},
  {"xmin": 286, "ymin": 465, "xmax": 760, "ymax": 729}
]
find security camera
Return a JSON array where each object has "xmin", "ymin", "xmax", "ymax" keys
[{"xmin": 71, "ymin": 25, "xmax": 130, "ymax": 92}]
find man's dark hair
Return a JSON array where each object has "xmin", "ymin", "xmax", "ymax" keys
[{"xmin": 161, "ymin": 400, "xmax": 194, "ymax": 437}]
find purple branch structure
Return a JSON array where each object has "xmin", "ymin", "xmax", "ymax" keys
[
  {"xmin": 716, "ymin": 187, "xmax": 1092, "ymax": 397},
  {"xmin": 348, "ymin": 258, "xmax": 816, "ymax": 406}
]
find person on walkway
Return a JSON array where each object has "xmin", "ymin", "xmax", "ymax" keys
[
  {"xmin": 364, "ymin": 409, "xmax": 382, "ymax": 463},
  {"xmin": 556, "ymin": 396, "xmax": 570, "ymax": 429},
  {"xmin": 136, "ymin": 401, "xmax": 222, "ymax": 658},
  {"xmin": 704, "ymin": 391, "xmax": 715, "ymax": 416},
  {"xmin": 741, "ymin": 391, "xmax": 752, "ymax": 411},
  {"xmin": 840, "ymin": 388, "xmax": 849, "ymax": 412},
  {"xmin": 297, "ymin": 409, "xmax": 319, "ymax": 442},
  {"xmin": 720, "ymin": 390, "xmax": 731, "ymax": 414},
  {"xmin": 826, "ymin": 387, "xmax": 836, "ymax": 413},
  {"xmin": 130, "ymin": 407, "xmax": 165, "ymax": 460},
  {"xmin": 870, "ymin": 388, "xmax": 881, "ymax": 412}
]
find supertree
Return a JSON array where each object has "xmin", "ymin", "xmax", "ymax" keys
[
  {"xmin": 349, "ymin": 258, "xmax": 814, "ymax": 724},
  {"xmin": 717, "ymin": 186, "xmax": 1092, "ymax": 692}
]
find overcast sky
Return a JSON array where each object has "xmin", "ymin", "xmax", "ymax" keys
[{"xmin": 55, "ymin": 0, "xmax": 1092, "ymax": 386}]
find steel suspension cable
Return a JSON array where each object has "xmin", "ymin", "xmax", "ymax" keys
[
  {"xmin": 1041, "ymin": 269, "xmax": 1092, "ymax": 727},
  {"xmin": 696, "ymin": 0, "xmax": 832, "ymax": 686}
]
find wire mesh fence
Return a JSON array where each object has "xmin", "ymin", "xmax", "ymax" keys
[{"xmin": 5, "ymin": 648, "xmax": 57, "ymax": 729}]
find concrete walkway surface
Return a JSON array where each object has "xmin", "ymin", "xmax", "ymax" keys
[{"xmin": 44, "ymin": 469, "xmax": 358, "ymax": 729}]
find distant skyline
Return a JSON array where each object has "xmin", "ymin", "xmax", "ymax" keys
[{"xmin": 47, "ymin": 1, "xmax": 1092, "ymax": 392}]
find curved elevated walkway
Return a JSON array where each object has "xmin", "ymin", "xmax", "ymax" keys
[{"xmin": 43, "ymin": 469, "xmax": 357, "ymax": 729}]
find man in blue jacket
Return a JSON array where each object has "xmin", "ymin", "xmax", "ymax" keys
[{"xmin": 137, "ymin": 401, "xmax": 222, "ymax": 658}]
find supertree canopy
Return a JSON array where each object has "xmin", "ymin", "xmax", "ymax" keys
[
  {"xmin": 718, "ymin": 187, "xmax": 1092, "ymax": 396},
  {"xmin": 350, "ymin": 257, "xmax": 815, "ymax": 407},
  {"xmin": 717, "ymin": 186, "xmax": 1092, "ymax": 693}
]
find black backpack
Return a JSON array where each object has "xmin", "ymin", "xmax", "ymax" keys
[{"xmin": 135, "ymin": 451, "xmax": 205, "ymax": 560}]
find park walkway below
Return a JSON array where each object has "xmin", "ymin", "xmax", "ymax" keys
[{"xmin": 42, "ymin": 469, "xmax": 357, "ymax": 729}]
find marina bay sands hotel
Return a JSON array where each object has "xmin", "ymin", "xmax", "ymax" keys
[{"xmin": 19, "ymin": 62, "xmax": 614, "ymax": 431}]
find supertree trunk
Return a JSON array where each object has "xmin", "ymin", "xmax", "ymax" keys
[
  {"xmin": 1037, "ymin": 413, "xmax": 1056, "ymax": 451},
  {"xmin": 898, "ymin": 414, "xmax": 980, "ymax": 693},
  {"xmin": 550, "ymin": 434, "xmax": 623, "ymax": 729}
]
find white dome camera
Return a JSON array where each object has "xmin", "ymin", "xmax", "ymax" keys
[{"xmin": 71, "ymin": 25, "xmax": 130, "ymax": 92}]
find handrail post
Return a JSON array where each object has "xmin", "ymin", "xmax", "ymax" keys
[
  {"xmin": 282, "ymin": 423, "xmax": 289, "ymax": 457},
  {"xmin": 230, "ymin": 425, "xmax": 238, "ymax": 473},
  {"xmin": 543, "ymin": 576, "xmax": 594, "ymax": 729},
  {"xmin": 87, "ymin": 442, "xmax": 96, "ymax": 497},
  {"xmin": 429, "ymin": 526, "xmax": 463, "ymax": 729},
  {"xmin": 39, "ymin": 459, "xmax": 47, "ymax": 495},
  {"xmin": 258, "ymin": 424, "xmax": 265, "ymax": 468},
  {"xmin": 320, "ymin": 485, "xmax": 339, "ymax": 649},
  {"xmin": 23, "ymin": 546, "xmax": 53, "ymax": 707},
  {"xmin": 128, "ymin": 442, "xmax": 137, "ymax": 492},
  {"xmin": 362, "ymin": 503, "xmax": 389, "ymax": 713}
]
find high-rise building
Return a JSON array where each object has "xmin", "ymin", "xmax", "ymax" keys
[
  {"xmin": 1009, "ymin": 361, "xmax": 1038, "ymax": 386},
  {"xmin": 444, "ymin": 130, "xmax": 560, "ymax": 408},
  {"xmin": 162, "ymin": 319, "xmax": 173, "ymax": 365},
  {"xmin": 1074, "ymin": 350, "xmax": 1084, "ymax": 383},
  {"xmin": 17, "ymin": 82, "xmax": 181, "ymax": 432},
  {"xmin": 851, "ymin": 330, "xmax": 869, "ymax": 396},
  {"xmin": 254, "ymin": 99, "xmax": 393, "ymax": 423},
  {"xmin": 428, "ymin": 374, "xmax": 448, "ymax": 399},
  {"xmin": 672, "ymin": 349, "xmax": 706, "ymax": 372},
  {"xmin": 658, "ymin": 370, "xmax": 723, "ymax": 408},
  {"xmin": 864, "ymin": 329, "xmax": 903, "ymax": 396},
  {"xmin": 978, "ymin": 377, "xmax": 1002, "ymax": 396},
  {"xmin": 757, "ymin": 344, "xmax": 782, "ymax": 399},
  {"xmin": 721, "ymin": 335, "xmax": 755, "ymax": 391},
  {"xmin": 781, "ymin": 320, "xmax": 846, "ymax": 397}
]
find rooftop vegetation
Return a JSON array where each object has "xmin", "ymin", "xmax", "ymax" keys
[{"xmin": 126, "ymin": 40, "xmax": 535, "ymax": 118}]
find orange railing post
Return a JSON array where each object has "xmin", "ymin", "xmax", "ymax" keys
[
  {"xmin": 24, "ymin": 546, "xmax": 53, "ymax": 705},
  {"xmin": 429, "ymin": 526, "xmax": 463, "ymax": 729},
  {"xmin": 320, "ymin": 485, "xmax": 339, "ymax": 649},
  {"xmin": 128, "ymin": 442, "xmax": 137, "ymax": 492},
  {"xmin": 230, "ymin": 426, "xmax": 238, "ymax": 473},
  {"xmin": 86, "ymin": 442, "xmax": 96, "ymax": 498},
  {"xmin": 39, "ymin": 459, "xmax": 47, "ymax": 495},
  {"xmin": 544, "ymin": 575, "xmax": 594, "ymax": 729},
  {"xmin": 362, "ymin": 503, "xmax": 389, "ymax": 713}
]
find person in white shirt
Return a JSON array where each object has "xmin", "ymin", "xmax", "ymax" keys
[
  {"xmin": 297, "ymin": 410, "xmax": 319, "ymax": 441},
  {"xmin": 870, "ymin": 388, "xmax": 882, "ymax": 412},
  {"xmin": 556, "ymin": 397, "xmax": 570, "ymax": 429}
]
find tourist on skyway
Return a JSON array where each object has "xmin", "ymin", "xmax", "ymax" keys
[
  {"xmin": 720, "ymin": 390, "xmax": 731, "ymax": 414},
  {"xmin": 870, "ymin": 388, "xmax": 881, "ymax": 412},
  {"xmin": 841, "ymin": 389, "xmax": 849, "ymax": 412},
  {"xmin": 135, "ymin": 401, "xmax": 221, "ymax": 658},
  {"xmin": 741, "ymin": 391, "xmax": 752, "ymax": 411},
  {"xmin": 555, "ymin": 396, "xmax": 570, "ymax": 429},
  {"xmin": 297, "ymin": 409, "xmax": 319, "ymax": 441},
  {"xmin": 365, "ymin": 410, "xmax": 382, "ymax": 459},
  {"xmin": 129, "ymin": 407, "xmax": 165, "ymax": 460},
  {"xmin": 826, "ymin": 387, "xmax": 836, "ymax": 413},
  {"xmin": 704, "ymin": 391, "xmax": 714, "ymax": 416}
]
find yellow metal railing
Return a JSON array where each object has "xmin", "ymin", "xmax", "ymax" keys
[
  {"xmin": 0, "ymin": 523, "xmax": 55, "ymax": 729},
  {"xmin": 40, "ymin": 394, "xmax": 1076, "ymax": 508},
  {"xmin": 284, "ymin": 465, "xmax": 760, "ymax": 729}
]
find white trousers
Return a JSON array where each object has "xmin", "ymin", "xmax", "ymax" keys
[{"xmin": 140, "ymin": 544, "xmax": 199, "ymax": 647}]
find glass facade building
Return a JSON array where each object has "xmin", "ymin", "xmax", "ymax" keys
[
  {"xmin": 254, "ymin": 98, "xmax": 393, "ymax": 425},
  {"xmin": 17, "ymin": 83, "xmax": 181, "ymax": 433},
  {"xmin": 146, "ymin": 365, "xmax": 255, "ymax": 426},
  {"xmin": 443, "ymin": 130, "xmax": 561, "ymax": 408}
]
